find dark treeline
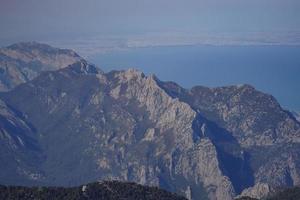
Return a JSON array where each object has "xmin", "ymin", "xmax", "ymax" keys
[{"xmin": 0, "ymin": 181, "xmax": 187, "ymax": 200}]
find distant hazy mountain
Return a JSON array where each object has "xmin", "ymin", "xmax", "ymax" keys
[
  {"xmin": 0, "ymin": 42, "xmax": 300, "ymax": 200},
  {"xmin": 0, "ymin": 181, "xmax": 186, "ymax": 200},
  {"xmin": 0, "ymin": 42, "xmax": 83, "ymax": 91}
]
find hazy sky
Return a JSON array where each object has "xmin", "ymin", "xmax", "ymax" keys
[{"xmin": 1, "ymin": 0, "xmax": 300, "ymax": 44}]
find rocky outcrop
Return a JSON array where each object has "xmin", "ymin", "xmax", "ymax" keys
[
  {"xmin": 160, "ymin": 83, "xmax": 300, "ymax": 147},
  {"xmin": 109, "ymin": 69, "xmax": 236, "ymax": 200},
  {"xmin": 160, "ymin": 81, "xmax": 300, "ymax": 196},
  {"xmin": 238, "ymin": 183, "xmax": 274, "ymax": 199},
  {"xmin": 0, "ymin": 99, "xmax": 42, "ymax": 185}
]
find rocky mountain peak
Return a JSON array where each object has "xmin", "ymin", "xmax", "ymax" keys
[
  {"xmin": 66, "ymin": 60, "xmax": 102, "ymax": 75},
  {"xmin": 118, "ymin": 68, "xmax": 145, "ymax": 81},
  {"xmin": 0, "ymin": 42, "xmax": 91, "ymax": 91},
  {"xmin": 236, "ymin": 83, "xmax": 255, "ymax": 90},
  {"xmin": 6, "ymin": 41, "xmax": 65, "ymax": 51},
  {"xmin": 1, "ymin": 41, "xmax": 80, "ymax": 65},
  {"xmin": 181, "ymin": 83, "xmax": 299, "ymax": 146},
  {"xmin": 10, "ymin": 41, "xmax": 79, "ymax": 58}
]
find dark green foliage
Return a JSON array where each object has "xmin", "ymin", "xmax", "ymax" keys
[
  {"xmin": 236, "ymin": 197, "xmax": 258, "ymax": 200},
  {"xmin": 0, "ymin": 181, "xmax": 187, "ymax": 200}
]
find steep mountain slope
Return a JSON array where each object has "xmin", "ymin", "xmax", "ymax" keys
[
  {"xmin": 0, "ymin": 42, "xmax": 82, "ymax": 91},
  {"xmin": 0, "ymin": 181, "xmax": 187, "ymax": 200},
  {"xmin": 159, "ymin": 81, "xmax": 300, "ymax": 198},
  {"xmin": 292, "ymin": 111, "xmax": 300, "ymax": 122},
  {"xmin": 0, "ymin": 43, "xmax": 300, "ymax": 200},
  {"xmin": 160, "ymin": 82, "xmax": 300, "ymax": 146},
  {"xmin": 0, "ymin": 98, "xmax": 43, "ymax": 186},
  {"xmin": 236, "ymin": 186, "xmax": 300, "ymax": 200}
]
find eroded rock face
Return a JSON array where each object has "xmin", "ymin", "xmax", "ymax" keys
[
  {"xmin": 109, "ymin": 69, "xmax": 235, "ymax": 200},
  {"xmin": 0, "ymin": 43, "xmax": 300, "ymax": 200},
  {"xmin": 0, "ymin": 99, "xmax": 42, "ymax": 185},
  {"xmin": 160, "ymin": 81, "xmax": 300, "ymax": 197},
  {"xmin": 161, "ymin": 83, "xmax": 300, "ymax": 147},
  {"xmin": 238, "ymin": 183, "xmax": 274, "ymax": 199}
]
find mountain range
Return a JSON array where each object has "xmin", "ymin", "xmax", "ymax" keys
[{"xmin": 0, "ymin": 42, "xmax": 300, "ymax": 200}]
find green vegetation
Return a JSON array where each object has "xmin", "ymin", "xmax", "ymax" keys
[
  {"xmin": 236, "ymin": 197, "xmax": 258, "ymax": 200},
  {"xmin": 0, "ymin": 181, "xmax": 187, "ymax": 200}
]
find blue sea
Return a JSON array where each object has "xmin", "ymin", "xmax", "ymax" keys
[{"xmin": 89, "ymin": 45, "xmax": 300, "ymax": 111}]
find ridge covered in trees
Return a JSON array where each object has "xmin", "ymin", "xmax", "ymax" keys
[{"xmin": 0, "ymin": 181, "xmax": 187, "ymax": 200}]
